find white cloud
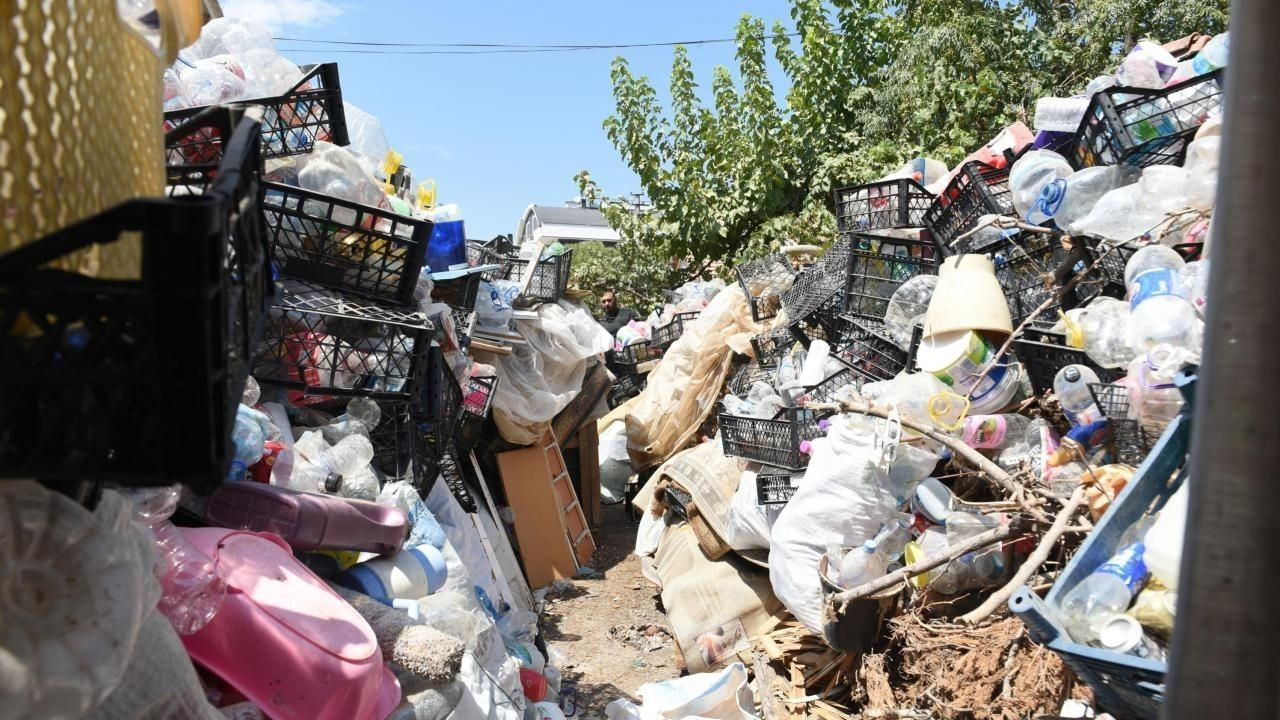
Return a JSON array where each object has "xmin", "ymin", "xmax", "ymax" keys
[{"xmin": 220, "ymin": 0, "xmax": 345, "ymax": 32}]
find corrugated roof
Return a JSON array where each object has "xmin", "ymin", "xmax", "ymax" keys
[{"xmin": 532, "ymin": 205, "xmax": 612, "ymax": 227}]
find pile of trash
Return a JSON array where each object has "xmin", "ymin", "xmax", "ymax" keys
[{"xmin": 617, "ymin": 30, "xmax": 1221, "ymax": 720}]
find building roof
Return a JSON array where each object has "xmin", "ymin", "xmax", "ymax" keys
[
  {"xmin": 518, "ymin": 204, "xmax": 621, "ymax": 245},
  {"xmin": 531, "ymin": 205, "xmax": 612, "ymax": 227}
]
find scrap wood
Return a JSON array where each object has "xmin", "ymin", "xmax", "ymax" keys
[
  {"xmin": 957, "ymin": 485, "xmax": 1087, "ymax": 626},
  {"xmin": 753, "ymin": 652, "xmax": 788, "ymax": 720}
]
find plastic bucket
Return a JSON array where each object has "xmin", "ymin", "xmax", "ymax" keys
[
  {"xmin": 335, "ymin": 545, "xmax": 447, "ymax": 605},
  {"xmin": 917, "ymin": 330, "xmax": 1003, "ymax": 395},
  {"xmin": 969, "ymin": 362, "xmax": 1029, "ymax": 415},
  {"xmin": 922, "ymin": 255, "xmax": 1014, "ymax": 338},
  {"xmin": 427, "ymin": 219, "xmax": 468, "ymax": 272}
]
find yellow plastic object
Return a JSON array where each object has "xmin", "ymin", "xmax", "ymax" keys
[
  {"xmin": 1059, "ymin": 309, "xmax": 1085, "ymax": 349},
  {"xmin": 903, "ymin": 542, "xmax": 929, "ymax": 590},
  {"xmin": 381, "ymin": 149, "xmax": 404, "ymax": 179},
  {"xmin": 0, "ymin": 0, "xmax": 194, "ymax": 278},
  {"xmin": 416, "ymin": 179, "xmax": 437, "ymax": 211},
  {"xmin": 926, "ymin": 391, "xmax": 969, "ymax": 432}
]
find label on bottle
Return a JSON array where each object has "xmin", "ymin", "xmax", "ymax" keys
[
  {"xmin": 963, "ymin": 415, "xmax": 1008, "ymax": 449},
  {"xmin": 1094, "ymin": 543, "xmax": 1149, "ymax": 595},
  {"xmin": 1128, "ymin": 268, "xmax": 1180, "ymax": 310}
]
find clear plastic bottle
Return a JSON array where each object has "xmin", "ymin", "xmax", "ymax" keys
[
  {"xmin": 926, "ymin": 512, "xmax": 1005, "ymax": 594},
  {"xmin": 1058, "ymin": 543, "xmax": 1148, "ymax": 643},
  {"xmin": 127, "ymin": 486, "xmax": 227, "ymax": 636},
  {"xmin": 1054, "ymin": 167, "xmax": 1130, "ymax": 233},
  {"xmin": 884, "ymin": 275, "xmax": 938, "ymax": 350},
  {"xmin": 1054, "ymin": 365, "xmax": 1102, "ymax": 426},
  {"xmin": 1124, "ymin": 245, "xmax": 1202, "ymax": 354},
  {"xmin": 1009, "ymin": 150, "xmax": 1074, "ymax": 219},
  {"xmin": 1076, "ymin": 296, "xmax": 1135, "ymax": 369},
  {"xmin": 798, "ymin": 339, "xmax": 831, "ymax": 386},
  {"xmin": 838, "ymin": 540, "xmax": 887, "ymax": 590},
  {"xmin": 1126, "ymin": 344, "xmax": 1196, "ymax": 435},
  {"xmin": 961, "ymin": 414, "xmax": 1031, "ymax": 451},
  {"xmin": 998, "ymin": 417, "xmax": 1059, "ymax": 482}
]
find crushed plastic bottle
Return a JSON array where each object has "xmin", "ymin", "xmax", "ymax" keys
[
  {"xmin": 1059, "ymin": 543, "xmax": 1148, "ymax": 643},
  {"xmin": 884, "ymin": 275, "xmax": 938, "ymax": 350},
  {"xmin": 1077, "ymin": 296, "xmax": 1136, "ymax": 369},
  {"xmin": 1125, "ymin": 344, "xmax": 1197, "ymax": 435},
  {"xmin": 1009, "ymin": 150, "xmax": 1073, "ymax": 219},
  {"xmin": 127, "ymin": 486, "xmax": 227, "ymax": 636},
  {"xmin": 1124, "ymin": 245, "xmax": 1201, "ymax": 354}
]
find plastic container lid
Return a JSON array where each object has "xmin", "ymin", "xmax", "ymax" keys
[
  {"xmin": 1098, "ymin": 614, "xmax": 1144, "ymax": 654},
  {"xmin": 912, "ymin": 476, "xmax": 955, "ymax": 524}
]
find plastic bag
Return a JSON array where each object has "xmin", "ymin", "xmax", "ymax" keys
[
  {"xmin": 599, "ymin": 422, "xmax": 633, "ymax": 504},
  {"xmin": 476, "ymin": 280, "xmax": 518, "ymax": 330},
  {"xmin": 606, "ymin": 662, "xmax": 758, "ymax": 720},
  {"xmin": 298, "ymin": 141, "xmax": 391, "ymax": 216},
  {"xmin": 344, "ymin": 102, "xmax": 392, "ymax": 179},
  {"xmin": 184, "ymin": 16, "xmax": 276, "ymax": 61},
  {"xmin": 724, "ymin": 466, "xmax": 774, "ymax": 551}
]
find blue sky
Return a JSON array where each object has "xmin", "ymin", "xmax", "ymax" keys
[{"xmin": 222, "ymin": 0, "xmax": 791, "ymax": 238}]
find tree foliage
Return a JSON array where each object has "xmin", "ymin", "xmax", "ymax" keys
[{"xmin": 590, "ymin": 0, "xmax": 1228, "ymax": 270}]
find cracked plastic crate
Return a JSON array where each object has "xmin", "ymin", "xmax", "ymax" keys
[
  {"xmin": 482, "ymin": 247, "xmax": 575, "ymax": 306},
  {"xmin": 923, "ymin": 160, "xmax": 1015, "ymax": 254},
  {"xmin": 1012, "ymin": 327, "xmax": 1119, "ymax": 396},
  {"xmin": 650, "ymin": 311, "xmax": 701, "ymax": 350},
  {"xmin": 783, "ymin": 238, "xmax": 852, "ymax": 327},
  {"xmin": 165, "ymin": 63, "xmax": 349, "ymax": 162},
  {"xmin": 608, "ymin": 372, "xmax": 647, "ymax": 409},
  {"xmin": 718, "ymin": 406, "xmax": 824, "ymax": 470},
  {"xmin": 830, "ymin": 315, "xmax": 912, "ymax": 382},
  {"xmin": 456, "ymin": 375, "xmax": 499, "ymax": 454},
  {"xmin": 262, "ymin": 182, "xmax": 433, "ymax": 306},
  {"xmin": 728, "ymin": 361, "xmax": 774, "ymax": 397},
  {"xmin": 252, "ymin": 279, "xmax": 431, "ymax": 404},
  {"xmin": 844, "ymin": 233, "xmax": 939, "ymax": 323},
  {"xmin": 417, "ymin": 345, "xmax": 464, "ymax": 455},
  {"xmin": 1011, "ymin": 376, "xmax": 1193, "ymax": 718},
  {"xmin": 996, "ymin": 235, "xmax": 1135, "ymax": 326},
  {"xmin": 834, "ymin": 178, "xmax": 933, "ymax": 232},
  {"xmin": 367, "ymin": 399, "xmax": 431, "ymax": 489},
  {"xmin": 735, "ymin": 254, "xmax": 796, "ymax": 322},
  {"xmin": 1089, "ymin": 383, "xmax": 1156, "ymax": 467},
  {"xmin": 1071, "ymin": 69, "xmax": 1224, "ymax": 169},
  {"xmin": 0, "ymin": 107, "xmax": 268, "ymax": 492}
]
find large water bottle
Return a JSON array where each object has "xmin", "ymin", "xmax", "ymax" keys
[
  {"xmin": 1054, "ymin": 365, "xmax": 1102, "ymax": 426},
  {"xmin": 1078, "ymin": 296, "xmax": 1135, "ymax": 369},
  {"xmin": 1009, "ymin": 150, "xmax": 1074, "ymax": 219},
  {"xmin": 961, "ymin": 414, "xmax": 1031, "ymax": 451},
  {"xmin": 927, "ymin": 512, "xmax": 1005, "ymax": 594},
  {"xmin": 1058, "ymin": 543, "xmax": 1148, "ymax": 643},
  {"xmin": 838, "ymin": 540, "xmax": 887, "ymax": 590},
  {"xmin": 1054, "ymin": 167, "xmax": 1131, "ymax": 233},
  {"xmin": 1124, "ymin": 245, "xmax": 1202, "ymax": 354}
]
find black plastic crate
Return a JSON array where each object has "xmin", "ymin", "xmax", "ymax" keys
[
  {"xmin": 456, "ymin": 375, "xmax": 498, "ymax": 454},
  {"xmin": 1071, "ymin": 69, "xmax": 1224, "ymax": 169},
  {"xmin": 735, "ymin": 254, "xmax": 796, "ymax": 322},
  {"xmin": 782, "ymin": 238, "xmax": 852, "ymax": 324},
  {"xmin": 829, "ymin": 315, "xmax": 911, "ymax": 382},
  {"xmin": 252, "ymin": 279, "xmax": 431, "ymax": 402},
  {"xmin": 608, "ymin": 372, "xmax": 647, "ymax": 409},
  {"xmin": 367, "ymin": 399, "xmax": 430, "ymax": 488},
  {"xmin": 0, "ymin": 107, "xmax": 268, "ymax": 492},
  {"xmin": 165, "ymin": 63, "xmax": 349, "ymax": 162},
  {"xmin": 727, "ymin": 361, "xmax": 774, "ymax": 397},
  {"xmin": 788, "ymin": 290, "xmax": 845, "ymax": 348},
  {"xmin": 996, "ymin": 235, "xmax": 1134, "ymax": 327},
  {"xmin": 756, "ymin": 465, "xmax": 802, "ymax": 506},
  {"xmin": 834, "ymin": 178, "xmax": 933, "ymax": 232},
  {"xmin": 650, "ymin": 311, "xmax": 701, "ymax": 350},
  {"xmin": 923, "ymin": 160, "xmax": 1015, "ymax": 253},
  {"xmin": 718, "ymin": 406, "xmax": 823, "ymax": 470},
  {"xmin": 1012, "ymin": 327, "xmax": 1119, "ymax": 396},
  {"xmin": 799, "ymin": 368, "xmax": 859, "ymax": 406},
  {"xmin": 262, "ymin": 182, "xmax": 432, "ymax": 307},
  {"xmin": 617, "ymin": 340, "xmax": 663, "ymax": 368},
  {"xmin": 1088, "ymin": 383, "xmax": 1155, "ymax": 466},
  {"xmin": 416, "ymin": 345, "xmax": 464, "ymax": 454},
  {"xmin": 751, "ymin": 327, "xmax": 797, "ymax": 369},
  {"xmin": 437, "ymin": 446, "xmax": 475, "ymax": 513},
  {"xmin": 844, "ymin": 233, "xmax": 939, "ymax": 323},
  {"xmin": 481, "ymin": 247, "xmax": 574, "ymax": 306}
]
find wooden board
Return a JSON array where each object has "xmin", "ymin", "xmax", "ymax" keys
[
  {"xmin": 467, "ymin": 451, "xmax": 534, "ymax": 612},
  {"xmin": 495, "ymin": 430, "xmax": 596, "ymax": 588},
  {"xmin": 576, "ymin": 424, "xmax": 602, "ymax": 527}
]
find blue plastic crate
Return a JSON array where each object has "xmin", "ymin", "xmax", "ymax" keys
[{"xmin": 1010, "ymin": 375, "xmax": 1194, "ymax": 719}]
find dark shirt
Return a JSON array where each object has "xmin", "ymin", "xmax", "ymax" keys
[{"xmin": 598, "ymin": 307, "xmax": 637, "ymax": 337}]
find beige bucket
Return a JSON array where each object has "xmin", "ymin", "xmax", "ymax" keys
[{"xmin": 922, "ymin": 254, "xmax": 1014, "ymax": 338}]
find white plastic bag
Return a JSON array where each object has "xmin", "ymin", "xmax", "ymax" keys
[
  {"xmin": 725, "ymin": 467, "xmax": 773, "ymax": 551},
  {"xmin": 599, "ymin": 421, "xmax": 633, "ymax": 504},
  {"xmin": 606, "ymin": 663, "xmax": 758, "ymax": 720},
  {"xmin": 343, "ymin": 102, "xmax": 392, "ymax": 178}
]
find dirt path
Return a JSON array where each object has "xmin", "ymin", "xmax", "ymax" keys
[{"xmin": 540, "ymin": 503, "xmax": 678, "ymax": 717}]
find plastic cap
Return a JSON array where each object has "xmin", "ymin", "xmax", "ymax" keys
[
  {"xmin": 862, "ymin": 540, "xmax": 878, "ymax": 553},
  {"xmin": 1063, "ymin": 366, "xmax": 1081, "ymax": 383},
  {"xmin": 324, "ymin": 472, "xmax": 343, "ymax": 493},
  {"xmin": 799, "ymin": 441, "xmax": 813, "ymax": 455}
]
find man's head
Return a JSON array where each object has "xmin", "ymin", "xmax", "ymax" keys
[{"xmin": 601, "ymin": 290, "xmax": 617, "ymax": 314}]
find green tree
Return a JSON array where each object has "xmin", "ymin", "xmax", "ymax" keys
[{"xmin": 590, "ymin": 0, "xmax": 1227, "ymax": 271}]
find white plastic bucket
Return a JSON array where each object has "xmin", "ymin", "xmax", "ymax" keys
[{"xmin": 917, "ymin": 330, "xmax": 1002, "ymax": 396}]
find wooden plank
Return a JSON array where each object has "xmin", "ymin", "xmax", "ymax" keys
[
  {"xmin": 576, "ymin": 423, "xmax": 601, "ymax": 526},
  {"xmin": 495, "ymin": 444, "xmax": 579, "ymax": 589}
]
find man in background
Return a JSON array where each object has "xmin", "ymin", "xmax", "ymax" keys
[{"xmin": 596, "ymin": 289, "xmax": 636, "ymax": 337}]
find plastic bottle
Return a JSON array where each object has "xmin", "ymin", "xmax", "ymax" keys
[
  {"xmin": 1143, "ymin": 482, "xmax": 1188, "ymax": 592},
  {"xmin": 1058, "ymin": 543, "xmax": 1148, "ymax": 643},
  {"xmin": 1179, "ymin": 260, "xmax": 1209, "ymax": 314},
  {"xmin": 1033, "ymin": 96, "xmax": 1092, "ymax": 134},
  {"xmin": 961, "ymin": 414, "xmax": 1031, "ymax": 451},
  {"xmin": 127, "ymin": 486, "xmax": 228, "ymax": 635},
  {"xmin": 838, "ymin": 540, "xmax": 887, "ymax": 590},
  {"xmin": 1009, "ymin": 150, "xmax": 1074, "ymax": 219},
  {"xmin": 997, "ymin": 417, "xmax": 1059, "ymax": 482},
  {"xmin": 1078, "ymin": 296, "xmax": 1135, "ymax": 369},
  {"xmin": 1053, "ymin": 365, "xmax": 1102, "ymax": 426},
  {"xmin": 1125, "ymin": 344, "xmax": 1196, "ymax": 435},
  {"xmin": 1052, "ymin": 166, "xmax": 1130, "ymax": 233},
  {"xmin": 922, "ymin": 513, "xmax": 1005, "ymax": 594},
  {"xmin": 871, "ymin": 516, "xmax": 914, "ymax": 562},
  {"xmin": 1124, "ymin": 245, "xmax": 1201, "ymax": 354},
  {"xmin": 798, "ymin": 339, "xmax": 831, "ymax": 386},
  {"xmin": 884, "ymin": 275, "xmax": 938, "ymax": 350}
]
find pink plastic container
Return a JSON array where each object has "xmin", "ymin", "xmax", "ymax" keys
[
  {"xmin": 205, "ymin": 482, "xmax": 407, "ymax": 555},
  {"xmin": 180, "ymin": 528, "xmax": 400, "ymax": 720}
]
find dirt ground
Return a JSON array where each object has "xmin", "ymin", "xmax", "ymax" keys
[{"xmin": 539, "ymin": 503, "xmax": 679, "ymax": 717}]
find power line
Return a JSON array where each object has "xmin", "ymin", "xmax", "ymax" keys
[{"xmin": 272, "ymin": 31, "xmax": 800, "ymax": 55}]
